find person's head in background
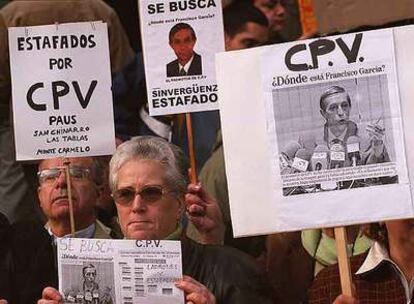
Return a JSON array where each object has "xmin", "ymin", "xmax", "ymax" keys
[
  {"xmin": 37, "ymin": 157, "xmax": 103, "ymax": 236},
  {"xmin": 223, "ymin": 1, "xmax": 269, "ymax": 51},
  {"xmin": 251, "ymin": 0, "xmax": 286, "ymax": 33}
]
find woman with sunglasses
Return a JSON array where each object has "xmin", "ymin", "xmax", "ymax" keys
[{"xmin": 39, "ymin": 136, "xmax": 273, "ymax": 304}]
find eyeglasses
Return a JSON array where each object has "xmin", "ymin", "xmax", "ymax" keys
[
  {"xmin": 37, "ymin": 166, "xmax": 91, "ymax": 184},
  {"xmin": 112, "ymin": 185, "xmax": 172, "ymax": 206}
]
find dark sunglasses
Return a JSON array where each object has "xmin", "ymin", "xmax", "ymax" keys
[{"xmin": 112, "ymin": 185, "xmax": 173, "ymax": 206}]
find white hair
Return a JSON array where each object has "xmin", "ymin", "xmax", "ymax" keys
[{"xmin": 109, "ymin": 136, "xmax": 188, "ymax": 194}]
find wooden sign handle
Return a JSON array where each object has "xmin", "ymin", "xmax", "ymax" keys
[
  {"xmin": 63, "ymin": 161, "xmax": 76, "ymax": 236},
  {"xmin": 185, "ymin": 113, "xmax": 198, "ymax": 184},
  {"xmin": 297, "ymin": 0, "xmax": 318, "ymax": 39},
  {"xmin": 334, "ymin": 226, "xmax": 354, "ymax": 297}
]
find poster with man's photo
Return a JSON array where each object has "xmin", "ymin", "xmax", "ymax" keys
[
  {"xmin": 215, "ymin": 26, "xmax": 414, "ymax": 236},
  {"xmin": 58, "ymin": 238, "xmax": 184, "ymax": 304},
  {"xmin": 262, "ymin": 29, "xmax": 408, "ymax": 198},
  {"xmin": 139, "ymin": 0, "xmax": 225, "ymax": 115}
]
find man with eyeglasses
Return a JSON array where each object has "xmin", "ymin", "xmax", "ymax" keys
[
  {"xmin": 0, "ymin": 157, "xmax": 114, "ymax": 303},
  {"xmin": 39, "ymin": 136, "xmax": 273, "ymax": 304},
  {"xmin": 37, "ymin": 157, "xmax": 113, "ymax": 240}
]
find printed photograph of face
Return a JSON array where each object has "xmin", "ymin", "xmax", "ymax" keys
[
  {"xmin": 166, "ymin": 22, "xmax": 202, "ymax": 77},
  {"xmin": 61, "ymin": 261, "xmax": 114, "ymax": 303}
]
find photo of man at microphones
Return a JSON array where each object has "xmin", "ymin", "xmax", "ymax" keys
[{"xmin": 277, "ymin": 82, "xmax": 398, "ymax": 196}]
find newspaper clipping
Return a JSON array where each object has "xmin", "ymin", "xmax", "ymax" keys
[
  {"xmin": 8, "ymin": 22, "xmax": 115, "ymax": 161},
  {"xmin": 58, "ymin": 238, "xmax": 183, "ymax": 304},
  {"xmin": 139, "ymin": 0, "xmax": 225, "ymax": 115},
  {"xmin": 261, "ymin": 29, "xmax": 408, "ymax": 197},
  {"xmin": 215, "ymin": 26, "xmax": 414, "ymax": 235}
]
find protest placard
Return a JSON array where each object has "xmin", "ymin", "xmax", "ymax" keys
[
  {"xmin": 9, "ymin": 21, "xmax": 115, "ymax": 161},
  {"xmin": 58, "ymin": 238, "xmax": 183, "ymax": 304},
  {"xmin": 216, "ymin": 26, "xmax": 414, "ymax": 237},
  {"xmin": 139, "ymin": 0, "xmax": 225, "ymax": 115}
]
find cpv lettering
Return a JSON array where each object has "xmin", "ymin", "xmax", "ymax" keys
[
  {"xmin": 136, "ymin": 240, "xmax": 162, "ymax": 248},
  {"xmin": 285, "ymin": 33, "xmax": 364, "ymax": 72},
  {"xmin": 26, "ymin": 80, "xmax": 98, "ymax": 111}
]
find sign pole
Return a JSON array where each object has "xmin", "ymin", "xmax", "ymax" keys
[
  {"xmin": 297, "ymin": 0, "xmax": 318, "ymax": 39},
  {"xmin": 185, "ymin": 113, "xmax": 198, "ymax": 184},
  {"xmin": 334, "ymin": 226, "xmax": 354, "ymax": 297},
  {"xmin": 63, "ymin": 161, "xmax": 76, "ymax": 236}
]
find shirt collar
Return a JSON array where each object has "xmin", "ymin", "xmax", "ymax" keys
[
  {"xmin": 356, "ymin": 241, "xmax": 391, "ymax": 275},
  {"xmin": 139, "ymin": 106, "xmax": 172, "ymax": 140},
  {"xmin": 327, "ymin": 126, "xmax": 347, "ymax": 145},
  {"xmin": 179, "ymin": 55, "xmax": 194, "ymax": 73},
  {"xmin": 46, "ymin": 222, "xmax": 96, "ymax": 239},
  {"xmin": 356, "ymin": 241, "xmax": 414, "ymax": 302}
]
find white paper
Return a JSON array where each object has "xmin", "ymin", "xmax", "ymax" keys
[
  {"xmin": 216, "ymin": 26, "xmax": 414, "ymax": 236},
  {"xmin": 139, "ymin": 0, "xmax": 225, "ymax": 115},
  {"xmin": 58, "ymin": 238, "xmax": 183, "ymax": 304},
  {"xmin": 9, "ymin": 22, "xmax": 115, "ymax": 161}
]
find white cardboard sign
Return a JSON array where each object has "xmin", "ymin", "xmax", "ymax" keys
[
  {"xmin": 216, "ymin": 26, "xmax": 414, "ymax": 236},
  {"xmin": 9, "ymin": 22, "xmax": 115, "ymax": 161},
  {"xmin": 139, "ymin": 0, "xmax": 225, "ymax": 115}
]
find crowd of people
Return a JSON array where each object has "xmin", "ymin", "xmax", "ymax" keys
[{"xmin": 0, "ymin": 0, "xmax": 413, "ymax": 304}]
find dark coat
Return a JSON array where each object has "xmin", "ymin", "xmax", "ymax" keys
[
  {"xmin": 166, "ymin": 52, "xmax": 202, "ymax": 77},
  {"xmin": 266, "ymin": 231, "xmax": 315, "ymax": 304},
  {"xmin": 0, "ymin": 225, "xmax": 273, "ymax": 304},
  {"xmin": 181, "ymin": 237, "xmax": 273, "ymax": 304},
  {"xmin": 0, "ymin": 220, "xmax": 57, "ymax": 304}
]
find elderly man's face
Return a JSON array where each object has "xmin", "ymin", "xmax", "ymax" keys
[
  {"xmin": 37, "ymin": 157, "xmax": 98, "ymax": 224},
  {"xmin": 114, "ymin": 159, "xmax": 182, "ymax": 240},
  {"xmin": 169, "ymin": 28, "xmax": 196, "ymax": 65},
  {"xmin": 225, "ymin": 22, "xmax": 269, "ymax": 51},
  {"xmin": 253, "ymin": 0, "xmax": 286, "ymax": 32},
  {"xmin": 321, "ymin": 92, "xmax": 351, "ymax": 127}
]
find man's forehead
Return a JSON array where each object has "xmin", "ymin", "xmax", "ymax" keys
[
  {"xmin": 39, "ymin": 157, "xmax": 93, "ymax": 169},
  {"xmin": 324, "ymin": 92, "xmax": 349, "ymax": 106},
  {"xmin": 172, "ymin": 28, "xmax": 193, "ymax": 39}
]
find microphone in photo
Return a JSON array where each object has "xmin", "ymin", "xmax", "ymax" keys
[
  {"xmin": 291, "ymin": 148, "xmax": 313, "ymax": 172},
  {"xmin": 311, "ymin": 144, "xmax": 329, "ymax": 171},
  {"xmin": 279, "ymin": 141, "xmax": 301, "ymax": 173},
  {"xmin": 346, "ymin": 135, "xmax": 361, "ymax": 166},
  {"xmin": 281, "ymin": 141, "xmax": 301, "ymax": 161},
  {"xmin": 329, "ymin": 142, "xmax": 345, "ymax": 169}
]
